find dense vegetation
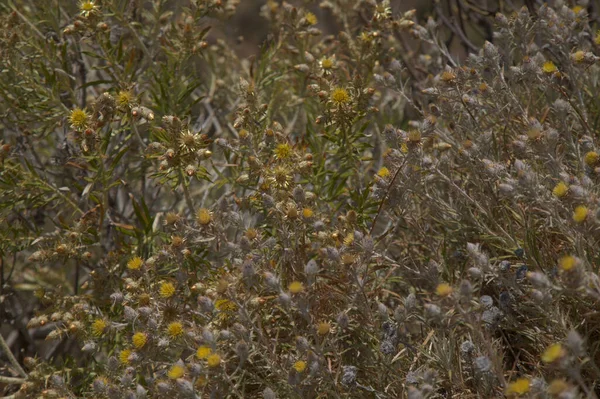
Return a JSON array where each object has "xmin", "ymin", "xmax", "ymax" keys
[{"xmin": 2, "ymin": 0, "xmax": 600, "ymax": 397}]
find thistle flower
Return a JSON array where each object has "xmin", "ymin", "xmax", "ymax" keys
[
  {"xmin": 116, "ymin": 90, "xmax": 133, "ymax": 108},
  {"xmin": 91, "ymin": 319, "xmax": 107, "ymax": 337},
  {"xmin": 288, "ymin": 281, "xmax": 304, "ymax": 294},
  {"xmin": 79, "ymin": 0, "xmax": 100, "ymax": 17},
  {"xmin": 559, "ymin": 255, "xmax": 578, "ymax": 271},
  {"xmin": 320, "ymin": 57, "xmax": 335, "ymax": 70},
  {"xmin": 572, "ymin": 205, "xmax": 589, "ymax": 223},
  {"xmin": 168, "ymin": 364, "xmax": 185, "ymax": 379},
  {"xmin": 69, "ymin": 108, "xmax": 89, "ymax": 130},
  {"xmin": 435, "ymin": 283, "xmax": 453, "ymax": 297},
  {"xmin": 505, "ymin": 378, "xmax": 530, "ymax": 395},
  {"xmin": 317, "ymin": 322, "xmax": 331, "ymax": 335},
  {"xmin": 119, "ymin": 349, "xmax": 132, "ymax": 365},
  {"xmin": 552, "ymin": 182, "xmax": 569, "ymax": 198},
  {"xmin": 293, "ymin": 360, "xmax": 307, "ymax": 373},
  {"xmin": 159, "ymin": 281, "xmax": 176, "ymax": 298},
  {"xmin": 542, "ymin": 61, "xmax": 557, "ymax": 74},
  {"xmin": 206, "ymin": 353, "xmax": 221, "ymax": 368},
  {"xmin": 132, "ymin": 332, "xmax": 147, "ymax": 349},
  {"xmin": 167, "ymin": 322, "xmax": 184, "ymax": 338},
  {"xmin": 584, "ymin": 151, "xmax": 599, "ymax": 166},
  {"xmin": 196, "ymin": 345, "xmax": 212, "ymax": 359},
  {"xmin": 331, "ymin": 87, "xmax": 350, "ymax": 105},
  {"xmin": 196, "ymin": 208, "xmax": 212, "ymax": 226},
  {"xmin": 541, "ymin": 343, "xmax": 565, "ymax": 363},
  {"xmin": 377, "ymin": 167, "xmax": 390, "ymax": 178},
  {"xmin": 127, "ymin": 256, "xmax": 143, "ymax": 271}
]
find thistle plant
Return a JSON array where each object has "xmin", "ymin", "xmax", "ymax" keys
[{"xmin": 2, "ymin": 1, "xmax": 600, "ymax": 398}]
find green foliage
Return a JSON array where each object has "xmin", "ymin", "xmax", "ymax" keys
[{"xmin": 2, "ymin": 1, "xmax": 600, "ymax": 398}]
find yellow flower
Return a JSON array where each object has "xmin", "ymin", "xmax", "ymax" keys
[
  {"xmin": 117, "ymin": 90, "xmax": 133, "ymax": 107},
  {"xmin": 584, "ymin": 151, "xmax": 599, "ymax": 166},
  {"xmin": 542, "ymin": 343, "xmax": 565, "ymax": 363},
  {"xmin": 69, "ymin": 108, "xmax": 89, "ymax": 130},
  {"xmin": 305, "ymin": 12, "xmax": 317, "ymax": 25},
  {"xmin": 119, "ymin": 349, "xmax": 132, "ymax": 365},
  {"xmin": 159, "ymin": 281, "xmax": 176, "ymax": 298},
  {"xmin": 196, "ymin": 208, "xmax": 212, "ymax": 226},
  {"xmin": 435, "ymin": 283, "xmax": 453, "ymax": 297},
  {"xmin": 331, "ymin": 87, "xmax": 350, "ymax": 105},
  {"xmin": 552, "ymin": 182, "xmax": 569, "ymax": 198},
  {"xmin": 377, "ymin": 167, "xmax": 390, "ymax": 178},
  {"xmin": 542, "ymin": 61, "xmax": 557, "ymax": 74},
  {"xmin": 91, "ymin": 319, "xmax": 107, "ymax": 337},
  {"xmin": 548, "ymin": 379, "xmax": 569, "ymax": 395},
  {"xmin": 440, "ymin": 70, "xmax": 456, "ymax": 83},
  {"xmin": 505, "ymin": 378, "xmax": 530, "ymax": 395},
  {"xmin": 572, "ymin": 5, "xmax": 584, "ymax": 14},
  {"xmin": 572, "ymin": 205, "xmax": 589, "ymax": 223},
  {"xmin": 79, "ymin": 0, "xmax": 97, "ymax": 12},
  {"xmin": 317, "ymin": 322, "xmax": 331, "ymax": 335},
  {"xmin": 196, "ymin": 345, "xmax": 212, "ymax": 359},
  {"xmin": 320, "ymin": 57, "xmax": 334, "ymax": 70},
  {"xmin": 167, "ymin": 322, "xmax": 183, "ymax": 338},
  {"xmin": 168, "ymin": 364, "xmax": 185, "ymax": 379},
  {"xmin": 293, "ymin": 360, "xmax": 307, "ymax": 373},
  {"xmin": 215, "ymin": 299, "xmax": 237, "ymax": 313},
  {"xmin": 302, "ymin": 208, "xmax": 314, "ymax": 218},
  {"xmin": 206, "ymin": 353, "xmax": 221, "ymax": 368},
  {"xmin": 288, "ymin": 281, "xmax": 304, "ymax": 294},
  {"xmin": 274, "ymin": 143, "xmax": 293, "ymax": 160},
  {"xmin": 572, "ymin": 50, "xmax": 585, "ymax": 63},
  {"xmin": 343, "ymin": 233, "xmax": 354, "ymax": 246},
  {"xmin": 559, "ymin": 255, "xmax": 577, "ymax": 271},
  {"xmin": 127, "ymin": 256, "xmax": 143, "ymax": 270},
  {"xmin": 132, "ymin": 332, "xmax": 147, "ymax": 349}
]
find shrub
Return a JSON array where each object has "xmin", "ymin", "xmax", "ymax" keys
[{"xmin": 1, "ymin": 1, "xmax": 600, "ymax": 398}]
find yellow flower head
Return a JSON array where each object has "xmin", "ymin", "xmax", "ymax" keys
[
  {"xmin": 117, "ymin": 90, "xmax": 133, "ymax": 107},
  {"xmin": 167, "ymin": 322, "xmax": 184, "ymax": 338},
  {"xmin": 573, "ymin": 205, "xmax": 589, "ymax": 223},
  {"xmin": 331, "ymin": 87, "xmax": 350, "ymax": 105},
  {"xmin": 206, "ymin": 353, "xmax": 221, "ymax": 368},
  {"xmin": 584, "ymin": 151, "xmax": 599, "ymax": 166},
  {"xmin": 302, "ymin": 208, "xmax": 314, "ymax": 218},
  {"xmin": 559, "ymin": 255, "xmax": 578, "ymax": 271},
  {"xmin": 572, "ymin": 50, "xmax": 585, "ymax": 63},
  {"xmin": 506, "ymin": 378, "xmax": 530, "ymax": 395},
  {"xmin": 69, "ymin": 108, "xmax": 89, "ymax": 130},
  {"xmin": 542, "ymin": 343, "xmax": 565, "ymax": 363},
  {"xmin": 159, "ymin": 281, "xmax": 176, "ymax": 298},
  {"xmin": 168, "ymin": 364, "xmax": 185, "ymax": 379},
  {"xmin": 320, "ymin": 57, "xmax": 334, "ymax": 70},
  {"xmin": 91, "ymin": 319, "xmax": 107, "ymax": 337},
  {"xmin": 79, "ymin": 0, "xmax": 97, "ymax": 12},
  {"xmin": 552, "ymin": 182, "xmax": 569, "ymax": 198},
  {"xmin": 293, "ymin": 360, "xmax": 307, "ymax": 373},
  {"xmin": 305, "ymin": 12, "xmax": 317, "ymax": 25},
  {"xmin": 542, "ymin": 61, "xmax": 557, "ymax": 74},
  {"xmin": 132, "ymin": 332, "xmax": 147, "ymax": 349},
  {"xmin": 377, "ymin": 167, "xmax": 390, "ymax": 178},
  {"xmin": 196, "ymin": 208, "xmax": 212, "ymax": 226},
  {"xmin": 274, "ymin": 143, "xmax": 293, "ymax": 160},
  {"xmin": 435, "ymin": 283, "xmax": 453, "ymax": 297},
  {"xmin": 196, "ymin": 345, "xmax": 212, "ymax": 359},
  {"xmin": 119, "ymin": 349, "xmax": 132, "ymax": 365},
  {"xmin": 127, "ymin": 256, "xmax": 143, "ymax": 271},
  {"xmin": 288, "ymin": 281, "xmax": 304, "ymax": 294},
  {"xmin": 317, "ymin": 321, "xmax": 331, "ymax": 335}
]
